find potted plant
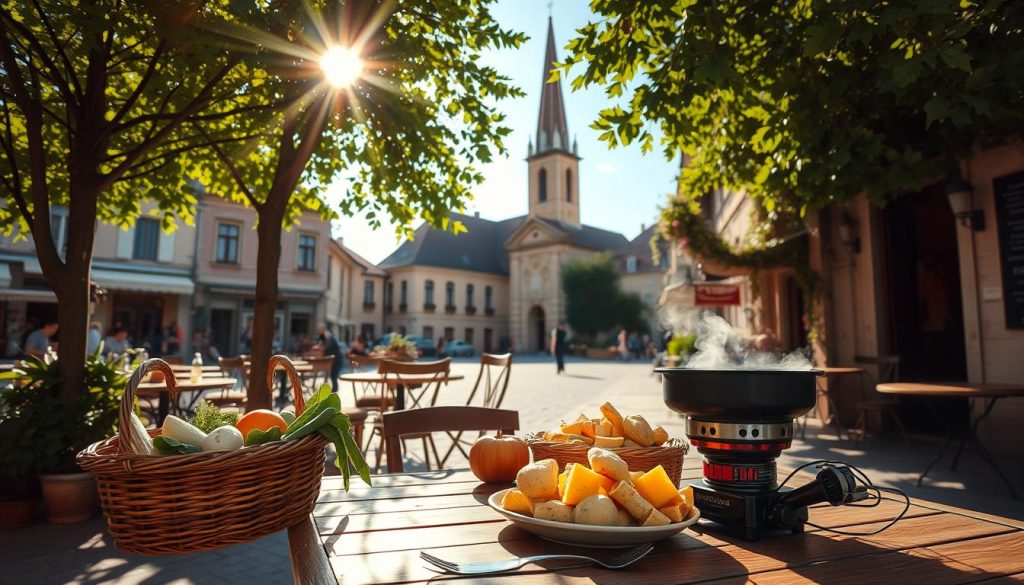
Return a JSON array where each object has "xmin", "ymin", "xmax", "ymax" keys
[
  {"xmin": 666, "ymin": 333, "xmax": 697, "ymax": 367},
  {"xmin": 0, "ymin": 351, "xmax": 128, "ymax": 523},
  {"xmin": 0, "ymin": 382, "xmax": 43, "ymax": 529},
  {"xmin": 372, "ymin": 334, "xmax": 418, "ymax": 361}
]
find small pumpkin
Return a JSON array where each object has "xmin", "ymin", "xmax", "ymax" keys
[{"xmin": 469, "ymin": 433, "xmax": 530, "ymax": 483}]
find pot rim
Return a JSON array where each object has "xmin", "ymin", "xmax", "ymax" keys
[{"xmin": 655, "ymin": 367, "xmax": 823, "ymax": 376}]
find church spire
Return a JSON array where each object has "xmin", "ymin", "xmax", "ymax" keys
[{"xmin": 535, "ymin": 16, "xmax": 570, "ymax": 155}]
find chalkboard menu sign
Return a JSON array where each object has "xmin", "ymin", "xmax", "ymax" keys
[{"xmin": 993, "ymin": 170, "xmax": 1024, "ymax": 328}]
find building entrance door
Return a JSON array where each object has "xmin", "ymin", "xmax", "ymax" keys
[
  {"xmin": 528, "ymin": 306, "xmax": 545, "ymax": 353},
  {"xmin": 210, "ymin": 309, "xmax": 235, "ymax": 357},
  {"xmin": 882, "ymin": 183, "xmax": 969, "ymax": 433}
]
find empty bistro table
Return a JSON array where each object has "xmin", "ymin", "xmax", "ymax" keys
[
  {"xmin": 287, "ymin": 460, "xmax": 1024, "ymax": 584},
  {"xmin": 877, "ymin": 382, "xmax": 1024, "ymax": 499}
]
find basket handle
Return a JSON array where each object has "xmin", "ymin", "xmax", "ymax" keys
[
  {"xmin": 119, "ymin": 358, "xmax": 177, "ymax": 454},
  {"xmin": 267, "ymin": 355, "xmax": 306, "ymax": 415}
]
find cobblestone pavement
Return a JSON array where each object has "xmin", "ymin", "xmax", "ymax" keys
[{"xmin": 2, "ymin": 356, "xmax": 1021, "ymax": 584}]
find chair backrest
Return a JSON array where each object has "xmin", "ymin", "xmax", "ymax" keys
[
  {"xmin": 466, "ymin": 353, "xmax": 513, "ymax": 409},
  {"xmin": 218, "ymin": 356, "xmax": 248, "ymax": 388},
  {"xmin": 349, "ymin": 355, "xmax": 381, "ymax": 372},
  {"xmin": 382, "ymin": 406, "xmax": 519, "ymax": 473},
  {"xmin": 854, "ymin": 355, "xmax": 900, "ymax": 383},
  {"xmin": 305, "ymin": 355, "xmax": 334, "ymax": 373},
  {"xmin": 378, "ymin": 358, "xmax": 452, "ymax": 409}
]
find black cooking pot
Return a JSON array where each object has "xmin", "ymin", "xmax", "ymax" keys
[{"xmin": 656, "ymin": 367, "xmax": 822, "ymax": 422}]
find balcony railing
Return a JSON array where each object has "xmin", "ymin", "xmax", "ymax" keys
[
  {"xmin": 423, "ymin": 303, "xmax": 436, "ymax": 312},
  {"xmin": 484, "ymin": 307, "xmax": 495, "ymax": 316},
  {"xmin": 465, "ymin": 306, "xmax": 477, "ymax": 315},
  {"xmin": 362, "ymin": 302, "xmax": 376, "ymax": 311},
  {"xmin": 399, "ymin": 303, "xmax": 408, "ymax": 313},
  {"xmin": 444, "ymin": 305, "xmax": 457, "ymax": 314}
]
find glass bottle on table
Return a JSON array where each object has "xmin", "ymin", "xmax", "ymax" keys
[{"xmin": 191, "ymin": 352, "xmax": 203, "ymax": 384}]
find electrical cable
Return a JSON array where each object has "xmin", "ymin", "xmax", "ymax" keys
[{"xmin": 770, "ymin": 459, "xmax": 911, "ymax": 536}]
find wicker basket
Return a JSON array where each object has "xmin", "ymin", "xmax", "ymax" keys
[
  {"xmin": 525, "ymin": 434, "xmax": 689, "ymax": 485},
  {"xmin": 78, "ymin": 355, "xmax": 328, "ymax": 555}
]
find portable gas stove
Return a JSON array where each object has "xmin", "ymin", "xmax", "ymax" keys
[{"xmin": 657, "ymin": 368, "xmax": 871, "ymax": 541}]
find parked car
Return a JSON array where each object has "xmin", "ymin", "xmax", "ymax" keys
[
  {"xmin": 445, "ymin": 340, "xmax": 475, "ymax": 357},
  {"xmin": 406, "ymin": 335, "xmax": 437, "ymax": 357}
]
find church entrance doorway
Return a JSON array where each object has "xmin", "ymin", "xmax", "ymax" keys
[{"xmin": 528, "ymin": 305, "xmax": 546, "ymax": 353}]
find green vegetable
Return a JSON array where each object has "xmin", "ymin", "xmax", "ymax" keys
[
  {"xmin": 283, "ymin": 407, "xmax": 337, "ymax": 441},
  {"xmin": 162, "ymin": 414, "xmax": 208, "ymax": 446},
  {"xmin": 245, "ymin": 427, "xmax": 282, "ymax": 446},
  {"xmin": 190, "ymin": 400, "xmax": 241, "ymax": 433},
  {"xmin": 280, "ymin": 410, "xmax": 296, "ymax": 425},
  {"xmin": 153, "ymin": 435, "xmax": 202, "ymax": 455},
  {"xmin": 286, "ymin": 385, "xmax": 336, "ymax": 433}
]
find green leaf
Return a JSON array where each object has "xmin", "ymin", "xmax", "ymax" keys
[
  {"xmin": 924, "ymin": 96, "xmax": 950, "ymax": 127},
  {"xmin": 153, "ymin": 436, "xmax": 202, "ymax": 455},
  {"xmin": 245, "ymin": 427, "xmax": 282, "ymax": 446}
]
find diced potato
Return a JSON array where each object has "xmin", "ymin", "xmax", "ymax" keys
[
  {"xmin": 633, "ymin": 465, "xmax": 679, "ymax": 509},
  {"xmin": 599, "ymin": 402, "xmax": 625, "ymax": 437},
  {"xmin": 516, "ymin": 459, "xmax": 559, "ymax": 499},
  {"xmin": 658, "ymin": 504, "xmax": 684, "ymax": 523},
  {"xmin": 623, "ymin": 415, "xmax": 655, "ymax": 447},
  {"xmin": 595, "ymin": 419, "xmax": 614, "ymax": 437},
  {"xmin": 562, "ymin": 463, "xmax": 615, "ymax": 506},
  {"xmin": 588, "ymin": 447, "xmax": 630, "ymax": 482},
  {"xmin": 561, "ymin": 420, "xmax": 587, "ymax": 435},
  {"xmin": 608, "ymin": 480, "xmax": 654, "ymax": 522},
  {"xmin": 574, "ymin": 494, "xmax": 619, "ymax": 526},
  {"xmin": 564, "ymin": 433, "xmax": 593, "ymax": 445},
  {"xmin": 652, "ymin": 425, "xmax": 670, "ymax": 446},
  {"xmin": 593, "ymin": 435, "xmax": 624, "ymax": 448},
  {"xmin": 543, "ymin": 432, "xmax": 569, "ymax": 442},
  {"xmin": 678, "ymin": 485, "xmax": 695, "ymax": 518},
  {"xmin": 500, "ymin": 489, "xmax": 535, "ymax": 516},
  {"xmin": 622, "ymin": 439, "xmax": 641, "ymax": 448},
  {"xmin": 643, "ymin": 508, "xmax": 672, "ymax": 526},
  {"xmin": 629, "ymin": 470, "xmax": 644, "ymax": 484},
  {"xmin": 534, "ymin": 500, "xmax": 574, "ymax": 523}
]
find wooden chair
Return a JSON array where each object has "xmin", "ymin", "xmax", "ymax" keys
[
  {"xmin": 853, "ymin": 355, "xmax": 909, "ymax": 447},
  {"xmin": 205, "ymin": 356, "xmax": 248, "ymax": 410},
  {"xmin": 366, "ymin": 358, "xmax": 452, "ymax": 473},
  {"xmin": 439, "ymin": 353, "xmax": 513, "ymax": 466},
  {"xmin": 383, "ymin": 406, "xmax": 519, "ymax": 473},
  {"xmin": 349, "ymin": 356, "xmax": 389, "ymax": 408},
  {"xmin": 304, "ymin": 355, "xmax": 335, "ymax": 394}
]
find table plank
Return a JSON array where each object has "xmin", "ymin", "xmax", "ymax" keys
[
  {"xmin": 326, "ymin": 509, "xmax": 1011, "ymax": 584},
  {"xmin": 745, "ymin": 531, "xmax": 1024, "ymax": 584}
]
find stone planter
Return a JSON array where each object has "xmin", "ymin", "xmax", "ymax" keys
[
  {"xmin": 0, "ymin": 497, "xmax": 37, "ymax": 529},
  {"xmin": 39, "ymin": 472, "xmax": 96, "ymax": 524}
]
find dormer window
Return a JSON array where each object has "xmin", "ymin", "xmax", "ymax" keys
[{"xmin": 626, "ymin": 256, "xmax": 638, "ymax": 273}]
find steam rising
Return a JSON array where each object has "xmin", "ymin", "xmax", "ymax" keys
[{"xmin": 663, "ymin": 309, "xmax": 814, "ymax": 371}]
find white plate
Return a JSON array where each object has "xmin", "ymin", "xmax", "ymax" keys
[{"xmin": 487, "ymin": 488, "xmax": 701, "ymax": 548}]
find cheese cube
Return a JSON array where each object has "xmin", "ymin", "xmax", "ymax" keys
[
  {"xmin": 500, "ymin": 489, "xmax": 535, "ymax": 516},
  {"xmin": 562, "ymin": 463, "xmax": 615, "ymax": 506},
  {"xmin": 633, "ymin": 465, "xmax": 680, "ymax": 509}
]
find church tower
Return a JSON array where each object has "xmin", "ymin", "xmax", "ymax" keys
[{"xmin": 527, "ymin": 17, "xmax": 580, "ymax": 228}]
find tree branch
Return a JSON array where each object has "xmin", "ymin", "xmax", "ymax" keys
[
  {"xmin": 97, "ymin": 59, "xmax": 239, "ymax": 191},
  {"xmin": 110, "ymin": 41, "xmax": 166, "ymax": 125},
  {"xmin": 29, "ymin": 0, "xmax": 83, "ymax": 99},
  {"xmin": 0, "ymin": 11, "xmax": 78, "ymax": 107},
  {"xmin": 193, "ymin": 123, "xmax": 260, "ymax": 208}
]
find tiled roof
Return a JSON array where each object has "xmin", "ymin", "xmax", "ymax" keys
[
  {"xmin": 378, "ymin": 213, "xmax": 632, "ymax": 275},
  {"xmin": 534, "ymin": 17, "xmax": 571, "ymax": 155},
  {"xmin": 332, "ymin": 239, "xmax": 388, "ymax": 277},
  {"xmin": 616, "ymin": 223, "xmax": 668, "ymax": 274}
]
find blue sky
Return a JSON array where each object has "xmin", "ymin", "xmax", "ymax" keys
[{"xmin": 332, "ymin": 0, "xmax": 679, "ymax": 263}]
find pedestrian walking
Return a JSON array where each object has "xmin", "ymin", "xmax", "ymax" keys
[
  {"xmin": 317, "ymin": 323, "xmax": 345, "ymax": 394},
  {"xmin": 550, "ymin": 321, "xmax": 568, "ymax": 374}
]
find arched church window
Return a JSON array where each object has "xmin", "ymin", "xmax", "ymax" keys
[
  {"xmin": 566, "ymin": 169, "xmax": 573, "ymax": 202},
  {"xmin": 538, "ymin": 168, "xmax": 548, "ymax": 202}
]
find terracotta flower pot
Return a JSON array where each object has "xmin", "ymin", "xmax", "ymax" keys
[
  {"xmin": 0, "ymin": 498, "xmax": 37, "ymax": 529},
  {"xmin": 39, "ymin": 472, "xmax": 96, "ymax": 524}
]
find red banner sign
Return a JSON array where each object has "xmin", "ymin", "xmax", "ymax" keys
[{"xmin": 694, "ymin": 284, "xmax": 741, "ymax": 306}]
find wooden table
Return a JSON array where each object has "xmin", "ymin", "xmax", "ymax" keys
[
  {"xmin": 288, "ymin": 459, "xmax": 1024, "ymax": 584},
  {"xmin": 138, "ymin": 377, "xmax": 237, "ymax": 423},
  {"xmin": 878, "ymin": 382, "xmax": 1024, "ymax": 499},
  {"xmin": 339, "ymin": 373, "xmax": 465, "ymax": 410}
]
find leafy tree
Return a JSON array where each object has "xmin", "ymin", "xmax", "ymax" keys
[
  {"xmin": 0, "ymin": 1, "xmax": 255, "ymax": 403},
  {"xmin": 563, "ymin": 0, "xmax": 1024, "ymax": 231},
  {"xmin": 562, "ymin": 253, "xmax": 647, "ymax": 342},
  {"xmin": 195, "ymin": 1, "xmax": 525, "ymax": 409}
]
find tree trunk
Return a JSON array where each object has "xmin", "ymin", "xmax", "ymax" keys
[{"xmin": 246, "ymin": 206, "xmax": 286, "ymax": 411}]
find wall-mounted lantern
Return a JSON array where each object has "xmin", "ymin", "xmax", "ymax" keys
[
  {"xmin": 838, "ymin": 209, "xmax": 861, "ymax": 255},
  {"xmin": 946, "ymin": 177, "xmax": 986, "ymax": 231}
]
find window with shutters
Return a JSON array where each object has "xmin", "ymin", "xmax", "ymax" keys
[{"xmin": 133, "ymin": 218, "xmax": 160, "ymax": 261}]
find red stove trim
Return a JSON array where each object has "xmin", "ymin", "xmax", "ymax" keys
[{"xmin": 690, "ymin": 438, "xmax": 791, "ymax": 451}]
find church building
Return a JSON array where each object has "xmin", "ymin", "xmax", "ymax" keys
[{"xmin": 377, "ymin": 18, "xmax": 663, "ymax": 353}]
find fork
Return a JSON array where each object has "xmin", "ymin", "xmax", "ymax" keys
[{"xmin": 419, "ymin": 542, "xmax": 654, "ymax": 575}]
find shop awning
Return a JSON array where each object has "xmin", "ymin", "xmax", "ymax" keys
[
  {"xmin": 91, "ymin": 269, "xmax": 194, "ymax": 295},
  {"xmin": 0, "ymin": 287, "xmax": 56, "ymax": 302}
]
